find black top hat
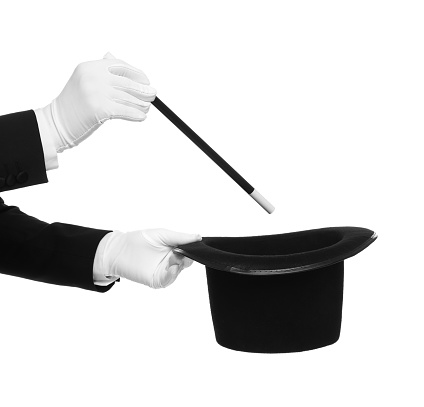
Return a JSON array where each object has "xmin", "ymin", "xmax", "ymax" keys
[{"xmin": 175, "ymin": 227, "xmax": 377, "ymax": 353}]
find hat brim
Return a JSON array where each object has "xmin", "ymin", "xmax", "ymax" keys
[{"xmin": 174, "ymin": 226, "xmax": 377, "ymax": 275}]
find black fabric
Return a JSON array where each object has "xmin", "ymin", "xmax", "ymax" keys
[
  {"xmin": 0, "ymin": 110, "xmax": 116, "ymax": 292},
  {"xmin": 177, "ymin": 227, "xmax": 376, "ymax": 353},
  {"xmin": 0, "ymin": 110, "xmax": 48, "ymax": 191},
  {"xmin": 175, "ymin": 227, "xmax": 376, "ymax": 274},
  {"xmin": 206, "ymin": 262, "xmax": 344, "ymax": 353}
]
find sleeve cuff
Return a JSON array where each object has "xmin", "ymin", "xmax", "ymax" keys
[
  {"xmin": 34, "ymin": 107, "xmax": 59, "ymax": 171},
  {"xmin": 93, "ymin": 231, "xmax": 120, "ymax": 286},
  {"xmin": 93, "ymin": 276, "xmax": 119, "ymax": 287}
]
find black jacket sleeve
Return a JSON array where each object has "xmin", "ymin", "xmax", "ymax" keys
[{"xmin": 0, "ymin": 110, "xmax": 117, "ymax": 292}]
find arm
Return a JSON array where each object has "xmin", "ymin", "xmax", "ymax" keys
[
  {"xmin": 0, "ymin": 53, "xmax": 200, "ymax": 292},
  {"xmin": 0, "ymin": 197, "xmax": 115, "ymax": 292},
  {"xmin": 0, "ymin": 110, "xmax": 48, "ymax": 191},
  {"xmin": 0, "ymin": 109, "xmax": 115, "ymax": 291}
]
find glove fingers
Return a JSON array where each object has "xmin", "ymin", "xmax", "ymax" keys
[
  {"xmin": 154, "ymin": 252, "xmax": 195, "ymax": 289},
  {"xmin": 103, "ymin": 52, "xmax": 151, "ymax": 85},
  {"xmin": 111, "ymin": 89, "xmax": 151, "ymax": 113},
  {"xmin": 152, "ymin": 228, "xmax": 202, "ymax": 247},
  {"xmin": 183, "ymin": 256, "xmax": 194, "ymax": 268},
  {"xmin": 108, "ymin": 64, "xmax": 151, "ymax": 86},
  {"xmin": 153, "ymin": 251, "xmax": 180, "ymax": 288},
  {"xmin": 170, "ymin": 252, "xmax": 194, "ymax": 269},
  {"xmin": 161, "ymin": 265, "xmax": 180, "ymax": 288},
  {"xmin": 111, "ymin": 76, "xmax": 156, "ymax": 102},
  {"xmin": 103, "ymin": 52, "xmax": 117, "ymax": 59},
  {"xmin": 108, "ymin": 100, "xmax": 147, "ymax": 122},
  {"xmin": 168, "ymin": 252, "xmax": 193, "ymax": 268},
  {"xmin": 111, "ymin": 84, "xmax": 155, "ymax": 104}
]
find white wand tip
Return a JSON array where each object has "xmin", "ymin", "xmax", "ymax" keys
[{"xmin": 250, "ymin": 189, "xmax": 275, "ymax": 214}]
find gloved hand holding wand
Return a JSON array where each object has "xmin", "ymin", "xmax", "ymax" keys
[{"xmin": 35, "ymin": 52, "xmax": 156, "ymax": 154}]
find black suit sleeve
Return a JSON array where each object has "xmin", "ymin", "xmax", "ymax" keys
[
  {"xmin": 0, "ymin": 110, "xmax": 117, "ymax": 292},
  {"xmin": 0, "ymin": 110, "xmax": 48, "ymax": 191}
]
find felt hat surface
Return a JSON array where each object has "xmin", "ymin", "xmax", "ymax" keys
[
  {"xmin": 174, "ymin": 226, "xmax": 376, "ymax": 275},
  {"xmin": 174, "ymin": 226, "xmax": 377, "ymax": 354}
]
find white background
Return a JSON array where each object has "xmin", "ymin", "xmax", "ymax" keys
[{"xmin": 0, "ymin": 1, "xmax": 423, "ymax": 406}]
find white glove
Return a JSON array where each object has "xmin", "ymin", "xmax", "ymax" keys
[
  {"xmin": 97, "ymin": 229, "xmax": 202, "ymax": 289},
  {"xmin": 36, "ymin": 52, "xmax": 156, "ymax": 153}
]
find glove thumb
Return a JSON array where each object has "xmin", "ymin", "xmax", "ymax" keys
[
  {"xmin": 103, "ymin": 52, "xmax": 117, "ymax": 60},
  {"xmin": 154, "ymin": 229, "xmax": 202, "ymax": 247}
]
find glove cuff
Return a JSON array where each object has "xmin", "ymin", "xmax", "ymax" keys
[
  {"xmin": 33, "ymin": 105, "xmax": 61, "ymax": 170},
  {"xmin": 97, "ymin": 230, "xmax": 126, "ymax": 279},
  {"xmin": 51, "ymin": 98, "xmax": 79, "ymax": 152},
  {"xmin": 93, "ymin": 231, "xmax": 121, "ymax": 285},
  {"xmin": 35, "ymin": 101, "xmax": 71, "ymax": 153}
]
